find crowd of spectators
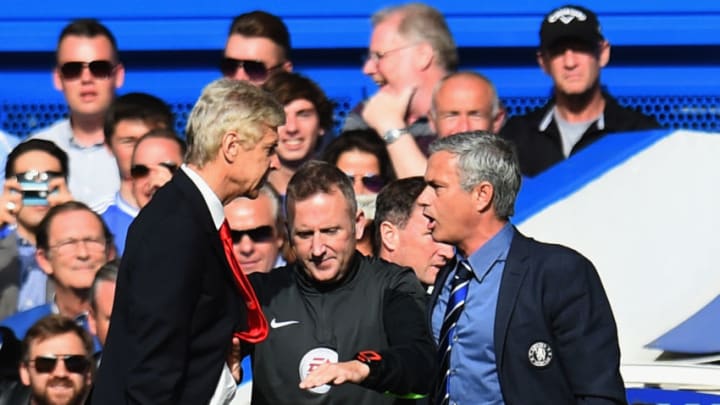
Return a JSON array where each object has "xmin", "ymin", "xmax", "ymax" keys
[{"xmin": 0, "ymin": 3, "xmax": 653, "ymax": 404}]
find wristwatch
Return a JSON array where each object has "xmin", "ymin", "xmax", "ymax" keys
[{"xmin": 382, "ymin": 128, "xmax": 409, "ymax": 144}]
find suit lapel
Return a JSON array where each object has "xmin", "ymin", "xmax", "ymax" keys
[{"xmin": 494, "ymin": 229, "xmax": 531, "ymax": 371}]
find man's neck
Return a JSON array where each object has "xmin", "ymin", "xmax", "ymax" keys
[
  {"xmin": 119, "ymin": 179, "xmax": 138, "ymax": 208},
  {"xmin": 15, "ymin": 222, "xmax": 37, "ymax": 246},
  {"xmin": 554, "ymin": 84, "xmax": 605, "ymax": 123},
  {"xmin": 69, "ymin": 113, "xmax": 105, "ymax": 147},
  {"xmin": 54, "ymin": 285, "xmax": 90, "ymax": 318},
  {"xmin": 459, "ymin": 217, "xmax": 507, "ymax": 258}
]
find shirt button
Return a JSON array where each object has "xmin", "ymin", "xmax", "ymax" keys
[{"xmin": 453, "ymin": 335, "xmax": 459, "ymax": 342}]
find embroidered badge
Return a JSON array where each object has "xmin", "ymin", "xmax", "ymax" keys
[
  {"xmin": 299, "ymin": 347, "xmax": 339, "ymax": 394},
  {"xmin": 528, "ymin": 341, "xmax": 553, "ymax": 367}
]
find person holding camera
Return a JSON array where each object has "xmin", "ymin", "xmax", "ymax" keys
[{"xmin": 0, "ymin": 140, "xmax": 73, "ymax": 320}]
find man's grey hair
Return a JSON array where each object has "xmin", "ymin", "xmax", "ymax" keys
[
  {"xmin": 372, "ymin": 3, "xmax": 458, "ymax": 72},
  {"xmin": 428, "ymin": 131, "xmax": 521, "ymax": 218},
  {"xmin": 185, "ymin": 78, "xmax": 284, "ymax": 167}
]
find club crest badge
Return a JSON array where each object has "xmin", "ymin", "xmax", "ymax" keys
[
  {"xmin": 299, "ymin": 347, "xmax": 339, "ymax": 394},
  {"xmin": 528, "ymin": 341, "xmax": 553, "ymax": 367}
]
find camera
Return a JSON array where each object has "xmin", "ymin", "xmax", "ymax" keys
[{"xmin": 16, "ymin": 170, "xmax": 54, "ymax": 206}]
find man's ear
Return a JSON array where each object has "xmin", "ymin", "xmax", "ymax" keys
[
  {"xmin": 598, "ymin": 41, "xmax": 611, "ymax": 68},
  {"xmin": 354, "ymin": 209, "xmax": 366, "ymax": 241},
  {"xmin": 379, "ymin": 221, "xmax": 399, "ymax": 252},
  {"xmin": 472, "ymin": 181, "xmax": 494, "ymax": 213},
  {"xmin": 19, "ymin": 362, "xmax": 30, "ymax": 386},
  {"xmin": 52, "ymin": 68, "xmax": 63, "ymax": 92},
  {"xmin": 113, "ymin": 63, "xmax": 126, "ymax": 89},
  {"xmin": 36, "ymin": 249, "xmax": 54, "ymax": 276},
  {"xmin": 492, "ymin": 106, "xmax": 507, "ymax": 134},
  {"xmin": 415, "ymin": 42, "xmax": 435, "ymax": 71},
  {"xmin": 536, "ymin": 50, "xmax": 549, "ymax": 75},
  {"xmin": 220, "ymin": 131, "xmax": 240, "ymax": 163}
]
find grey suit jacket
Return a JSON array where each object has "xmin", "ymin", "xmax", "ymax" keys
[{"xmin": 0, "ymin": 231, "xmax": 52, "ymax": 321}]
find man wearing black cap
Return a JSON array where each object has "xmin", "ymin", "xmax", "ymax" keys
[{"xmin": 500, "ymin": 5, "xmax": 659, "ymax": 177}]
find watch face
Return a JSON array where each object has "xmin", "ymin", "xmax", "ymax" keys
[
  {"xmin": 383, "ymin": 128, "xmax": 408, "ymax": 144},
  {"xmin": 299, "ymin": 347, "xmax": 338, "ymax": 394}
]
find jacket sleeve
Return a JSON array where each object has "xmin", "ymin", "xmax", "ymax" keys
[
  {"xmin": 360, "ymin": 269, "xmax": 436, "ymax": 396},
  {"xmin": 545, "ymin": 252, "xmax": 627, "ymax": 405}
]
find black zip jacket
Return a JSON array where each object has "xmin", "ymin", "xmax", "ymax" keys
[
  {"xmin": 248, "ymin": 252, "xmax": 435, "ymax": 405},
  {"xmin": 500, "ymin": 93, "xmax": 660, "ymax": 177}
]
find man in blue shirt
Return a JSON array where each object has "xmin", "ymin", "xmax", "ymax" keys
[{"xmin": 419, "ymin": 132, "xmax": 626, "ymax": 404}]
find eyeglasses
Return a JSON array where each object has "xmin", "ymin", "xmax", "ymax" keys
[
  {"xmin": 59, "ymin": 60, "xmax": 117, "ymax": 80},
  {"xmin": 220, "ymin": 57, "xmax": 283, "ymax": 82},
  {"xmin": 49, "ymin": 237, "xmax": 107, "ymax": 255},
  {"xmin": 365, "ymin": 43, "xmax": 419, "ymax": 64},
  {"xmin": 230, "ymin": 225, "xmax": 275, "ymax": 244},
  {"xmin": 130, "ymin": 162, "xmax": 179, "ymax": 179},
  {"xmin": 27, "ymin": 354, "xmax": 91, "ymax": 374},
  {"xmin": 346, "ymin": 174, "xmax": 385, "ymax": 193}
]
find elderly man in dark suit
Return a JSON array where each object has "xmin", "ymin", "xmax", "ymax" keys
[
  {"xmin": 91, "ymin": 78, "xmax": 284, "ymax": 404},
  {"xmin": 420, "ymin": 132, "xmax": 626, "ymax": 405}
]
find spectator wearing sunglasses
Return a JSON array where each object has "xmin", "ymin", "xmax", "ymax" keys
[
  {"xmin": 0, "ymin": 140, "xmax": 72, "ymax": 321},
  {"xmin": 1, "ymin": 201, "xmax": 115, "ymax": 341},
  {"xmin": 16, "ymin": 315, "xmax": 94, "ymax": 405},
  {"xmin": 101, "ymin": 92, "xmax": 174, "ymax": 214},
  {"xmin": 31, "ymin": 19, "xmax": 125, "ymax": 214},
  {"xmin": 262, "ymin": 72, "xmax": 335, "ymax": 197},
  {"xmin": 374, "ymin": 177, "xmax": 454, "ymax": 293},
  {"xmin": 222, "ymin": 11, "xmax": 293, "ymax": 85},
  {"xmin": 322, "ymin": 130, "xmax": 396, "ymax": 256},
  {"xmin": 224, "ymin": 184, "xmax": 288, "ymax": 275},
  {"xmin": 102, "ymin": 129, "xmax": 184, "ymax": 256},
  {"xmin": 343, "ymin": 3, "xmax": 457, "ymax": 179}
]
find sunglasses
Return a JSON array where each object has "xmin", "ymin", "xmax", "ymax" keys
[
  {"xmin": 346, "ymin": 174, "xmax": 385, "ymax": 193},
  {"xmin": 230, "ymin": 225, "xmax": 275, "ymax": 244},
  {"xmin": 59, "ymin": 60, "xmax": 116, "ymax": 80},
  {"xmin": 28, "ymin": 354, "xmax": 91, "ymax": 374},
  {"xmin": 130, "ymin": 162, "xmax": 179, "ymax": 179},
  {"xmin": 219, "ymin": 57, "xmax": 282, "ymax": 82}
]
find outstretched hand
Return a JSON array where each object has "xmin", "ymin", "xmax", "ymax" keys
[{"xmin": 298, "ymin": 360, "xmax": 370, "ymax": 390}]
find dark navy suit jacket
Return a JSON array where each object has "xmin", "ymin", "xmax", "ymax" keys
[
  {"xmin": 429, "ymin": 228, "xmax": 626, "ymax": 405},
  {"xmin": 91, "ymin": 170, "xmax": 247, "ymax": 404}
]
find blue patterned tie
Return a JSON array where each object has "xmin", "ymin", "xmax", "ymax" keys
[{"xmin": 435, "ymin": 260, "xmax": 474, "ymax": 405}]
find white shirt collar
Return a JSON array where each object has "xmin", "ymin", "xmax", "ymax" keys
[{"xmin": 180, "ymin": 164, "xmax": 224, "ymax": 230}]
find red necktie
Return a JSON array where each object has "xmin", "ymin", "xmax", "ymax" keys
[{"xmin": 219, "ymin": 220, "xmax": 268, "ymax": 343}]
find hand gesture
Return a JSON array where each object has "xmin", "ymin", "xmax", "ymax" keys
[
  {"xmin": 362, "ymin": 86, "xmax": 416, "ymax": 135},
  {"xmin": 298, "ymin": 360, "xmax": 369, "ymax": 390},
  {"xmin": 0, "ymin": 178, "xmax": 23, "ymax": 226}
]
